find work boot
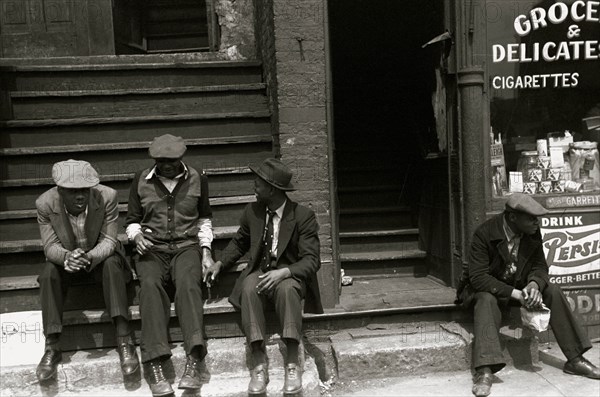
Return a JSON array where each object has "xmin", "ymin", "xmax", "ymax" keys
[
  {"xmin": 283, "ymin": 363, "xmax": 302, "ymax": 395},
  {"xmin": 117, "ymin": 337, "xmax": 139, "ymax": 376},
  {"xmin": 248, "ymin": 364, "xmax": 269, "ymax": 395},
  {"xmin": 472, "ymin": 368, "xmax": 493, "ymax": 397},
  {"xmin": 147, "ymin": 359, "xmax": 173, "ymax": 397},
  {"xmin": 178, "ymin": 354, "xmax": 203, "ymax": 390},
  {"xmin": 36, "ymin": 347, "xmax": 62, "ymax": 382}
]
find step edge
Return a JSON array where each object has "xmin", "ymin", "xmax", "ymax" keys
[
  {"xmin": 0, "ymin": 110, "xmax": 272, "ymax": 129},
  {"xmin": 0, "ymin": 195, "xmax": 256, "ymax": 220},
  {"xmin": 0, "ymin": 60, "xmax": 262, "ymax": 72},
  {"xmin": 0, "ymin": 134, "xmax": 272, "ymax": 156},
  {"xmin": 0, "ymin": 226, "xmax": 241, "ymax": 253},
  {"xmin": 10, "ymin": 83, "xmax": 267, "ymax": 98},
  {"xmin": 339, "ymin": 228, "xmax": 419, "ymax": 238},
  {"xmin": 339, "ymin": 249, "xmax": 427, "ymax": 262},
  {"xmin": 0, "ymin": 166, "xmax": 253, "ymax": 188}
]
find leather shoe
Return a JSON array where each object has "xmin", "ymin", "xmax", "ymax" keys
[
  {"xmin": 147, "ymin": 359, "xmax": 173, "ymax": 397},
  {"xmin": 472, "ymin": 371, "xmax": 493, "ymax": 397},
  {"xmin": 36, "ymin": 348, "xmax": 62, "ymax": 382},
  {"xmin": 178, "ymin": 355, "xmax": 203, "ymax": 390},
  {"xmin": 117, "ymin": 339, "xmax": 140, "ymax": 376},
  {"xmin": 564, "ymin": 356, "xmax": 600, "ymax": 379},
  {"xmin": 248, "ymin": 364, "xmax": 269, "ymax": 395},
  {"xmin": 283, "ymin": 363, "xmax": 302, "ymax": 395}
]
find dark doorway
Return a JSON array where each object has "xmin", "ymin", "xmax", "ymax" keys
[
  {"xmin": 112, "ymin": 0, "xmax": 217, "ymax": 54},
  {"xmin": 329, "ymin": 0, "xmax": 445, "ymax": 282}
]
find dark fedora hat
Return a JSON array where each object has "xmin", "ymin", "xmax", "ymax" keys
[{"xmin": 250, "ymin": 158, "xmax": 296, "ymax": 191}]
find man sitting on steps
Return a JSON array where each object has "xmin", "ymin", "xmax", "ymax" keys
[
  {"xmin": 36, "ymin": 160, "xmax": 138, "ymax": 382},
  {"xmin": 457, "ymin": 193, "xmax": 599, "ymax": 397},
  {"xmin": 204, "ymin": 158, "xmax": 324, "ymax": 396}
]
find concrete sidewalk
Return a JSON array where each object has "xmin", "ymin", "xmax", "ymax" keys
[{"xmin": 326, "ymin": 341, "xmax": 600, "ymax": 397}]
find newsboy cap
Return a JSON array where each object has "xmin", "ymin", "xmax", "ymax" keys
[
  {"xmin": 250, "ymin": 158, "xmax": 296, "ymax": 191},
  {"xmin": 505, "ymin": 193, "xmax": 549, "ymax": 216},
  {"xmin": 52, "ymin": 160, "xmax": 99, "ymax": 189},
  {"xmin": 148, "ymin": 134, "xmax": 187, "ymax": 159}
]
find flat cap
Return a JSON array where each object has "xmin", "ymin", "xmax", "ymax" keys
[
  {"xmin": 52, "ymin": 160, "xmax": 99, "ymax": 188},
  {"xmin": 505, "ymin": 193, "xmax": 549, "ymax": 216},
  {"xmin": 148, "ymin": 134, "xmax": 187, "ymax": 159}
]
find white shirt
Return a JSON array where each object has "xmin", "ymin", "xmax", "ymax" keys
[{"xmin": 267, "ymin": 200, "xmax": 287, "ymax": 257}]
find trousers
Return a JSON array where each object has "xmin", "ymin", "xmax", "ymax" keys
[
  {"xmin": 136, "ymin": 245, "xmax": 205, "ymax": 363},
  {"xmin": 240, "ymin": 270, "xmax": 305, "ymax": 344},
  {"xmin": 38, "ymin": 254, "xmax": 130, "ymax": 338},
  {"xmin": 471, "ymin": 283, "xmax": 591, "ymax": 372}
]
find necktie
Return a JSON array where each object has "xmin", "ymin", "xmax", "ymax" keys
[{"xmin": 260, "ymin": 209, "xmax": 275, "ymax": 272}]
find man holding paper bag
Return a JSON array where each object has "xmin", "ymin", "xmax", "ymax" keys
[{"xmin": 456, "ymin": 193, "xmax": 599, "ymax": 397}]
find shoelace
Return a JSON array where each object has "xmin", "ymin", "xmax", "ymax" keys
[
  {"xmin": 119, "ymin": 343, "xmax": 132, "ymax": 359},
  {"xmin": 150, "ymin": 362, "xmax": 166, "ymax": 382},
  {"xmin": 287, "ymin": 366, "xmax": 298, "ymax": 380},
  {"xmin": 183, "ymin": 358, "xmax": 198, "ymax": 376},
  {"xmin": 254, "ymin": 368, "xmax": 266, "ymax": 381}
]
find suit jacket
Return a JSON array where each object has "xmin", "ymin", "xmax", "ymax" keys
[
  {"xmin": 220, "ymin": 200, "xmax": 324, "ymax": 314},
  {"xmin": 457, "ymin": 213, "xmax": 549, "ymax": 308},
  {"xmin": 36, "ymin": 184, "xmax": 125, "ymax": 270}
]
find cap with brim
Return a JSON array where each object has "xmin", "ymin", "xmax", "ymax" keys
[
  {"xmin": 52, "ymin": 160, "xmax": 99, "ymax": 188},
  {"xmin": 250, "ymin": 158, "xmax": 296, "ymax": 191},
  {"xmin": 505, "ymin": 193, "xmax": 549, "ymax": 216},
  {"xmin": 148, "ymin": 134, "xmax": 187, "ymax": 159}
]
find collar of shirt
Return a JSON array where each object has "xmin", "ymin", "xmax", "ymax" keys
[
  {"xmin": 65, "ymin": 206, "xmax": 88, "ymax": 220},
  {"xmin": 272, "ymin": 199, "xmax": 286, "ymax": 220},
  {"xmin": 145, "ymin": 162, "xmax": 189, "ymax": 181},
  {"xmin": 502, "ymin": 216, "xmax": 521, "ymax": 243}
]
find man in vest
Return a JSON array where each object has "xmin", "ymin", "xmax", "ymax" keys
[
  {"xmin": 204, "ymin": 158, "xmax": 323, "ymax": 396},
  {"xmin": 36, "ymin": 160, "xmax": 138, "ymax": 382},
  {"xmin": 457, "ymin": 193, "xmax": 599, "ymax": 397},
  {"xmin": 125, "ymin": 134, "xmax": 215, "ymax": 396}
]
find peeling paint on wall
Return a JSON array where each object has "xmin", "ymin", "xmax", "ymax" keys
[{"xmin": 216, "ymin": 0, "xmax": 256, "ymax": 60}]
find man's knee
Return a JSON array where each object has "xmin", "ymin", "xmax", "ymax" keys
[
  {"xmin": 102, "ymin": 255, "xmax": 124, "ymax": 276},
  {"xmin": 543, "ymin": 283, "xmax": 564, "ymax": 300},
  {"xmin": 241, "ymin": 275, "xmax": 259, "ymax": 297},
  {"xmin": 38, "ymin": 262, "xmax": 61, "ymax": 284},
  {"xmin": 274, "ymin": 278, "xmax": 302, "ymax": 300},
  {"xmin": 474, "ymin": 292, "xmax": 498, "ymax": 307}
]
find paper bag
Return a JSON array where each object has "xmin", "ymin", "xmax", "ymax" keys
[{"xmin": 520, "ymin": 304, "xmax": 551, "ymax": 332}]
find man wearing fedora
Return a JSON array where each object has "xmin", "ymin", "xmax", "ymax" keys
[
  {"xmin": 456, "ymin": 193, "xmax": 599, "ymax": 397},
  {"xmin": 125, "ymin": 134, "xmax": 215, "ymax": 396},
  {"xmin": 204, "ymin": 158, "xmax": 323, "ymax": 396},
  {"xmin": 35, "ymin": 160, "xmax": 138, "ymax": 382}
]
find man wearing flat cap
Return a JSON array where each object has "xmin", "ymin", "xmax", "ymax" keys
[
  {"xmin": 205, "ymin": 158, "xmax": 323, "ymax": 396},
  {"xmin": 125, "ymin": 134, "xmax": 215, "ymax": 396},
  {"xmin": 36, "ymin": 160, "xmax": 138, "ymax": 382},
  {"xmin": 457, "ymin": 193, "xmax": 599, "ymax": 397}
]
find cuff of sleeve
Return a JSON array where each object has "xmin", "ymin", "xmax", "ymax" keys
[{"xmin": 528, "ymin": 276, "xmax": 547, "ymax": 291}]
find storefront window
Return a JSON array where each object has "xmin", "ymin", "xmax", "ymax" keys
[{"xmin": 486, "ymin": 0, "xmax": 600, "ymax": 198}]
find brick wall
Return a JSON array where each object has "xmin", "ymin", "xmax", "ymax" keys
[{"xmin": 258, "ymin": 0, "xmax": 336, "ymax": 308}]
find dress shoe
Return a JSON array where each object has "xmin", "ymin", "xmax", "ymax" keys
[
  {"xmin": 248, "ymin": 364, "xmax": 269, "ymax": 395},
  {"xmin": 117, "ymin": 339, "xmax": 140, "ymax": 376},
  {"xmin": 283, "ymin": 363, "xmax": 302, "ymax": 395},
  {"xmin": 472, "ymin": 370, "xmax": 493, "ymax": 397},
  {"xmin": 564, "ymin": 355, "xmax": 600, "ymax": 379},
  {"xmin": 178, "ymin": 355, "xmax": 203, "ymax": 390},
  {"xmin": 147, "ymin": 359, "xmax": 173, "ymax": 397},
  {"xmin": 36, "ymin": 348, "xmax": 62, "ymax": 382}
]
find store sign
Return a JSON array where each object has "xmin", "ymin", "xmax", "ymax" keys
[
  {"xmin": 564, "ymin": 289, "xmax": 600, "ymax": 325},
  {"xmin": 541, "ymin": 213, "xmax": 600, "ymax": 286},
  {"xmin": 491, "ymin": 0, "xmax": 599, "ymax": 89},
  {"xmin": 542, "ymin": 212, "xmax": 600, "ymax": 325},
  {"xmin": 546, "ymin": 194, "xmax": 600, "ymax": 208}
]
